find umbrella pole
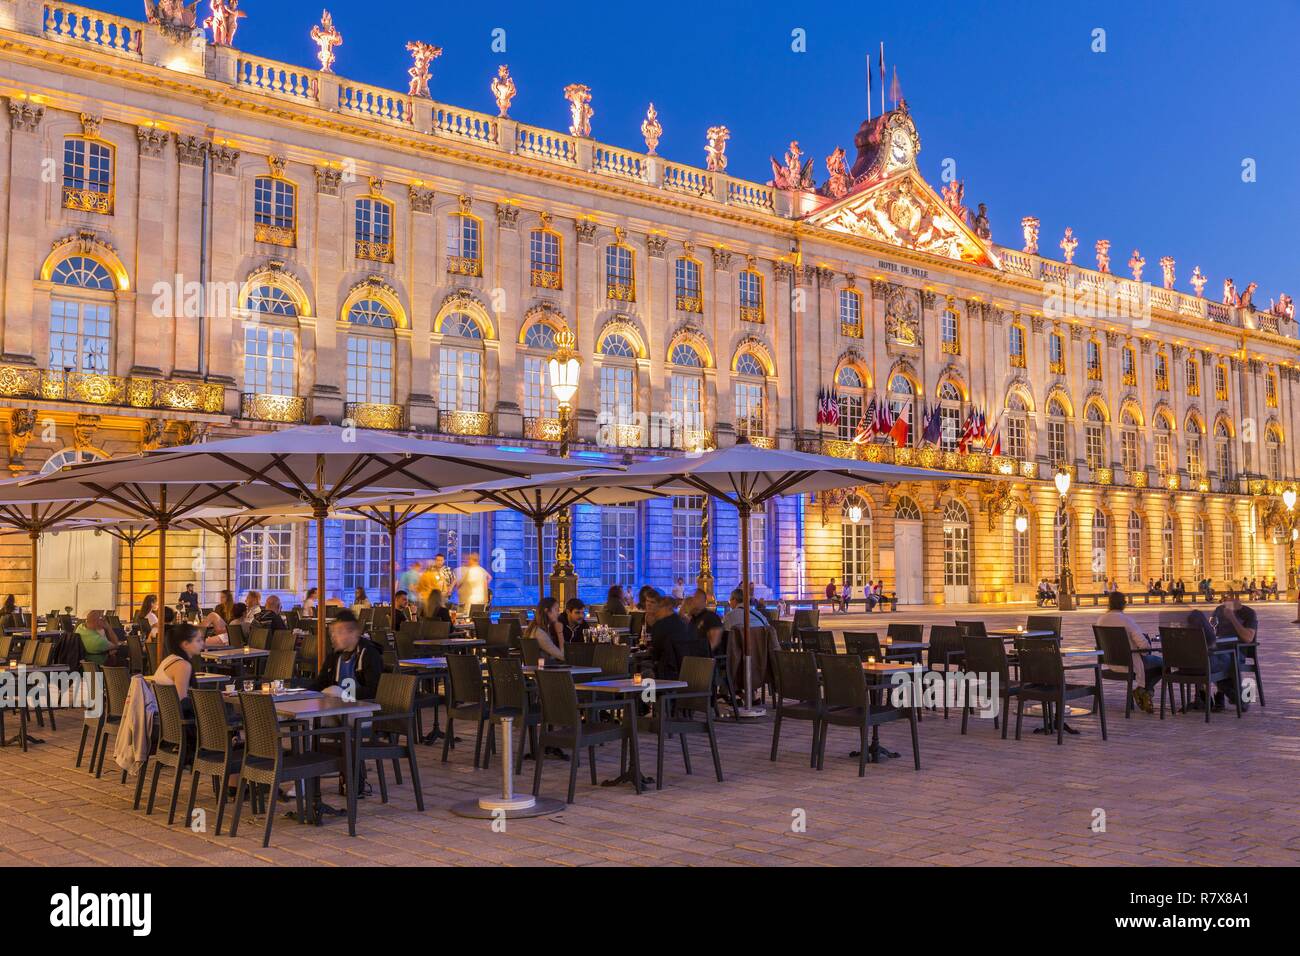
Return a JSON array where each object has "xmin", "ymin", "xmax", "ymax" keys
[
  {"xmin": 29, "ymin": 525, "xmax": 39, "ymax": 644},
  {"xmin": 315, "ymin": 505, "xmax": 327, "ymax": 667},
  {"xmin": 534, "ymin": 515, "xmax": 545, "ymax": 605},
  {"xmin": 224, "ymin": 531, "xmax": 232, "ymax": 595},
  {"xmin": 128, "ymin": 537, "xmax": 136, "ymax": 623},
  {"xmin": 737, "ymin": 502, "xmax": 765, "ymax": 719},
  {"xmin": 388, "ymin": 507, "xmax": 397, "ymax": 607}
]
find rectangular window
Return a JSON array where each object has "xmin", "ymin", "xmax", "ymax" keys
[
  {"xmin": 529, "ymin": 230, "xmax": 561, "ymax": 289},
  {"xmin": 437, "ymin": 515, "xmax": 482, "ymax": 569},
  {"xmin": 1013, "ymin": 521, "xmax": 1029, "ymax": 585},
  {"xmin": 606, "ymin": 245, "xmax": 635, "ymax": 301},
  {"xmin": 523, "ymin": 356, "xmax": 556, "ymax": 419},
  {"xmin": 1085, "ymin": 425, "xmax": 1104, "ymax": 469},
  {"xmin": 738, "ymin": 271, "xmax": 764, "ymax": 322},
  {"xmin": 438, "ymin": 347, "xmax": 481, "ymax": 412},
  {"xmin": 600, "ymin": 364, "xmax": 634, "ymax": 424},
  {"xmin": 940, "ymin": 309, "xmax": 959, "ymax": 354},
  {"xmin": 1127, "ymin": 520, "xmax": 1142, "ymax": 584},
  {"xmin": 734, "ymin": 382, "xmax": 765, "ymax": 438},
  {"xmin": 1121, "ymin": 346, "xmax": 1137, "ymax": 385},
  {"xmin": 839, "ymin": 290, "xmax": 862, "ymax": 337},
  {"xmin": 600, "ymin": 505, "xmax": 638, "ymax": 590},
  {"xmin": 940, "ymin": 406, "xmax": 961, "ymax": 451},
  {"xmin": 236, "ymin": 524, "xmax": 293, "ymax": 594},
  {"xmin": 1009, "ymin": 325, "xmax": 1026, "ymax": 368},
  {"xmin": 522, "ymin": 518, "xmax": 557, "ymax": 588},
  {"xmin": 1155, "ymin": 354, "xmax": 1169, "ymax": 391},
  {"xmin": 1121, "ymin": 429, "xmax": 1138, "ymax": 472},
  {"xmin": 253, "ymin": 178, "xmax": 296, "ymax": 245},
  {"xmin": 1155, "ymin": 433, "xmax": 1171, "ymax": 475},
  {"xmin": 341, "ymin": 522, "xmax": 391, "ymax": 597},
  {"xmin": 354, "ymin": 198, "xmax": 393, "ymax": 261},
  {"xmin": 1223, "ymin": 523, "xmax": 1236, "ymax": 581},
  {"xmin": 49, "ymin": 300, "xmax": 111, "ymax": 372},
  {"xmin": 447, "ymin": 216, "xmax": 482, "ymax": 276},
  {"xmin": 1006, "ymin": 415, "xmax": 1027, "ymax": 459},
  {"xmin": 1215, "ymin": 363, "xmax": 1229, "ymax": 401},
  {"xmin": 671, "ymin": 496, "xmax": 704, "ymax": 585},
  {"xmin": 346, "ymin": 336, "xmax": 393, "ymax": 404},
  {"xmin": 1048, "ymin": 420, "xmax": 1067, "ymax": 464},
  {"xmin": 1048, "ymin": 332, "xmax": 1065, "ymax": 374},
  {"xmin": 243, "ymin": 326, "xmax": 295, "ymax": 396},
  {"xmin": 1266, "ymin": 373, "xmax": 1279, "ymax": 408},
  {"xmin": 747, "ymin": 508, "xmax": 768, "ymax": 593},
  {"xmin": 671, "ymin": 374, "xmax": 704, "ymax": 440},
  {"xmin": 675, "ymin": 258, "xmax": 702, "ymax": 312},
  {"xmin": 1087, "ymin": 340, "xmax": 1102, "ymax": 380},
  {"xmin": 1186, "ymin": 359, "xmax": 1200, "ymax": 397}
]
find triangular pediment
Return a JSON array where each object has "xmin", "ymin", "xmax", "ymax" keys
[{"xmin": 805, "ymin": 167, "xmax": 1001, "ymax": 269}]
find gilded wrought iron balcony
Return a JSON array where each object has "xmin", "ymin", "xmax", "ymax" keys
[
  {"xmin": 0, "ymin": 365, "xmax": 223, "ymax": 413},
  {"xmin": 840, "ymin": 322, "xmax": 862, "ymax": 338},
  {"xmin": 254, "ymin": 222, "xmax": 296, "ymax": 247},
  {"xmin": 1131, "ymin": 470, "xmax": 1150, "ymax": 489},
  {"xmin": 606, "ymin": 281, "xmax": 635, "ymax": 303},
  {"xmin": 522, "ymin": 416, "xmax": 571, "ymax": 442},
  {"xmin": 671, "ymin": 427, "xmax": 716, "ymax": 453},
  {"xmin": 597, "ymin": 422, "xmax": 646, "ymax": 449},
  {"xmin": 344, "ymin": 401, "xmax": 406, "ymax": 430},
  {"xmin": 447, "ymin": 255, "xmax": 482, "ymax": 277},
  {"xmin": 240, "ymin": 392, "xmax": 306, "ymax": 423},
  {"xmin": 738, "ymin": 305, "xmax": 764, "ymax": 323},
  {"xmin": 62, "ymin": 185, "xmax": 113, "ymax": 215},
  {"xmin": 1092, "ymin": 466, "xmax": 1114, "ymax": 486},
  {"xmin": 676, "ymin": 294, "xmax": 703, "ymax": 314},
  {"xmin": 355, "ymin": 238, "xmax": 393, "ymax": 263},
  {"xmin": 437, "ymin": 409, "xmax": 494, "ymax": 437},
  {"xmin": 530, "ymin": 268, "xmax": 562, "ymax": 290},
  {"xmin": 940, "ymin": 339, "xmax": 960, "ymax": 355}
]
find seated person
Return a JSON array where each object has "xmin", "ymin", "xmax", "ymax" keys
[
  {"xmin": 681, "ymin": 589, "xmax": 723, "ymax": 652},
  {"xmin": 604, "ymin": 584, "xmax": 628, "ymax": 618},
  {"xmin": 310, "ymin": 611, "xmax": 382, "ymax": 701},
  {"xmin": 528, "ymin": 597, "xmax": 565, "ymax": 662},
  {"xmin": 152, "ymin": 622, "xmax": 204, "ymax": 712},
  {"xmin": 824, "ymin": 578, "xmax": 838, "ymax": 607},
  {"xmin": 424, "ymin": 589, "xmax": 453, "ymax": 624},
  {"xmin": 561, "ymin": 598, "xmax": 589, "ymax": 643},
  {"xmin": 241, "ymin": 590, "xmax": 262, "ymax": 625},
  {"xmin": 254, "ymin": 594, "xmax": 286, "ymax": 632},
  {"xmin": 721, "ymin": 587, "xmax": 767, "ymax": 634},
  {"xmin": 392, "ymin": 590, "xmax": 412, "ymax": 630},
  {"xmin": 839, "ymin": 582, "xmax": 852, "ymax": 613},
  {"xmin": 214, "ymin": 590, "xmax": 236, "ymax": 622},
  {"xmin": 647, "ymin": 595, "xmax": 707, "ymax": 680},
  {"xmin": 1096, "ymin": 591, "xmax": 1162, "ymax": 712},
  {"xmin": 1186, "ymin": 593, "xmax": 1256, "ymax": 710},
  {"xmin": 76, "ymin": 609, "xmax": 120, "ymax": 666},
  {"xmin": 198, "ymin": 608, "xmax": 231, "ymax": 646}
]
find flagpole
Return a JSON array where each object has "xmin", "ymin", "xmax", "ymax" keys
[
  {"xmin": 879, "ymin": 41, "xmax": 886, "ymax": 116},
  {"xmin": 866, "ymin": 53, "xmax": 872, "ymax": 121}
]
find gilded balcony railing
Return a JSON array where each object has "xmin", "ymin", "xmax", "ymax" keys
[
  {"xmin": 254, "ymin": 222, "xmax": 295, "ymax": 247},
  {"xmin": 738, "ymin": 305, "xmax": 764, "ymax": 323},
  {"xmin": 670, "ymin": 427, "xmax": 716, "ymax": 453},
  {"xmin": 62, "ymin": 185, "xmax": 113, "ymax": 215},
  {"xmin": 606, "ymin": 281, "xmax": 635, "ymax": 302},
  {"xmin": 1092, "ymin": 466, "xmax": 1114, "ymax": 486},
  {"xmin": 841, "ymin": 322, "xmax": 862, "ymax": 338},
  {"xmin": 355, "ymin": 239, "xmax": 393, "ymax": 263},
  {"xmin": 345, "ymin": 402, "xmax": 406, "ymax": 430},
  {"xmin": 522, "ymin": 416, "xmax": 569, "ymax": 442},
  {"xmin": 676, "ymin": 294, "xmax": 703, "ymax": 314},
  {"xmin": 0, "ymin": 366, "xmax": 223, "ymax": 413},
  {"xmin": 447, "ymin": 255, "xmax": 482, "ymax": 277},
  {"xmin": 530, "ymin": 268, "xmax": 562, "ymax": 290},
  {"xmin": 437, "ymin": 409, "xmax": 493, "ymax": 437},
  {"xmin": 1131, "ymin": 471, "xmax": 1149, "ymax": 488},
  {"xmin": 240, "ymin": 392, "xmax": 306, "ymax": 423}
]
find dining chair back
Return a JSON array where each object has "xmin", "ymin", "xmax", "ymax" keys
[
  {"xmin": 843, "ymin": 631, "xmax": 881, "ymax": 659},
  {"xmin": 886, "ymin": 623, "xmax": 924, "ymax": 643}
]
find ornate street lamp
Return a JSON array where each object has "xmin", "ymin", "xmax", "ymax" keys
[
  {"xmin": 1054, "ymin": 468, "xmax": 1072, "ymax": 500},
  {"xmin": 548, "ymin": 327, "xmax": 581, "ymax": 601},
  {"xmin": 1014, "ymin": 513, "xmax": 1028, "ymax": 535}
]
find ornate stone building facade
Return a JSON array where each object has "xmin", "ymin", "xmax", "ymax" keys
[{"xmin": 0, "ymin": 0, "xmax": 1296, "ymax": 611}]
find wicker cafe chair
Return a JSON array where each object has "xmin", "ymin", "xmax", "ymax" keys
[
  {"xmin": 269, "ymin": 629, "xmax": 298, "ymax": 652},
  {"xmin": 924, "ymin": 625, "xmax": 965, "ymax": 718},
  {"xmin": 230, "ymin": 692, "xmax": 354, "ymax": 848},
  {"xmin": 441, "ymin": 652, "xmax": 492, "ymax": 768},
  {"xmin": 532, "ymin": 668, "xmax": 636, "ymax": 804},
  {"xmin": 74, "ymin": 662, "xmax": 103, "ymax": 767},
  {"xmin": 185, "ymin": 688, "xmax": 243, "ymax": 836},
  {"xmin": 818, "ymin": 653, "xmax": 920, "ymax": 775},
  {"xmin": 593, "ymin": 644, "xmax": 630, "ymax": 679},
  {"xmin": 810, "ymin": 630, "xmax": 838, "ymax": 657},
  {"xmin": 488, "ymin": 657, "xmax": 539, "ymax": 774},
  {"xmin": 770, "ymin": 650, "xmax": 824, "ymax": 768},
  {"xmin": 1012, "ymin": 637, "xmax": 1108, "ymax": 744},
  {"xmin": 1158, "ymin": 626, "xmax": 1240, "ymax": 722},
  {"xmin": 92, "ymin": 665, "xmax": 132, "ymax": 779},
  {"xmin": 1094, "ymin": 625, "xmax": 1143, "ymax": 718},
  {"xmin": 261, "ymin": 648, "xmax": 298, "ymax": 685},
  {"xmin": 959, "ymin": 636, "xmax": 1015, "ymax": 737},
  {"xmin": 636, "ymin": 656, "xmax": 723, "ymax": 789},
  {"xmin": 143, "ymin": 682, "xmax": 192, "ymax": 824},
  {"xmin": 1025, "ymin": 615, "xmax": 1063, "ymax": 638},
  {"xmin": 843, "ymin": 631, "xmax": 881, "ymax": 660},
  {"xmin": 352, "ymin": 673, "xmax": 424, "ymax": 811},
  {"xmin": 484, "ymin": 622, "xmax": 514, "ymax": 658}
]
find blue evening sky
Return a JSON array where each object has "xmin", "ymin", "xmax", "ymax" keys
[{"xmin": 102, "ymin": 0, "xmax": 1299, "ymax": 302}]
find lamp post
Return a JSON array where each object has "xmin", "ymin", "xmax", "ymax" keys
[
  {"xmin": 1053, "ymin": 468, "xmax": 1075, "ymax": 611},
  {"xmin": 1283, "ymin": 488, "xmax": 1299, "ymax": 613},
  {"xmin": 548, "ymin": 328, "xmax": 580, "ymax": 603}
]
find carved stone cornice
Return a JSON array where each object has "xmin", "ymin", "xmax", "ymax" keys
[
  {"xmin": 7, "ymin": 101, "xmax": 43, "ymax": 133},
  {"xmin": 408, "ymin": 185, "xmax": 434, "ymax": 213},
  {"xmin": 495, "ymin": 203, "xmax": 519, "ymax": 229},
  {"xmin": 314, "ymin": 166, "xmax": 342, "ymax": 196},
  {"xmin": 174, "ymin": 134, "xmax": 207, "ymax": 167},
  {"xmin": 136, "ymin": 125, "xmax": 168, "ymax": 159}
]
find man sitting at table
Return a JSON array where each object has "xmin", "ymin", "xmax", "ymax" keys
[
  {"xmin": 647, "ymin": 595, "xmax": 705, "ymax": 681},
  {"xmin": 254, "ymin": 594, "xmax": 286, "ymax": 632},
  {"xmin": 1186, "ymin": 592, "xmax": 1255, "ymax": 711},
  {"xmin": 392, "ymin": 590, "xmax": 412, "ymax": 630},
  {"xmin": 76, "ymin": 609, "xmax": 120, "ymax": 666},
  {"xmin": 310, "ymin": 611, "xmax": 382, "ymax": 702},
  {"xmin": 1096, "ymin": 591, "xmax": 1162, "ymax": 713},
  {"xmin": 681, "ymin": 589, "xmax": 723, "ymax": 652},
  {"xmin": 562, "ymin": 598, "xmax": 590, "ymax": 643}
]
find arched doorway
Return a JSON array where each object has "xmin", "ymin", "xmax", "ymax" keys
[
  {"xmin": 37, "ymin": 447, "xmax": 116, "ymax": 616},
  {"xmin": 942, "ymin": 499, "xmax": 971, "ymax": 604},
  {"xmin": 892, "ymin": 496, "xmax": 923, "ymax": 604}
]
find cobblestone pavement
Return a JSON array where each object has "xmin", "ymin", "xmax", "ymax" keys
[{"xmin": 2, "ymin": 603, "xmax": 1297, "ymax": 866}]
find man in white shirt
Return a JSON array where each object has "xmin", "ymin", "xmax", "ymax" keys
[
  {"xmin": 1096, "ymin": 590, "xmax": 1162, "ymax": 712},
  {"xmin": 454, "ymin": 552, "xmax": 492, "ymax": 610}
]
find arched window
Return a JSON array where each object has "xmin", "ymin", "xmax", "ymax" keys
[
  {"xmin": 938, "ymin": 380, "xmax": 962, "ymax": 451},
  {"xmin": 242, "ymin": 285, "xmax": 297, "ymax": 397},
  {"xmin": 674, "ymin": 256, "xmax": 702, "ymax": 313},
  {"xmin": 1185, "ymin": 416, "xmax": 1204, "ymax": 478},
  {"xmin": 1090, "ymin": 510, "xmax": 1108, "ymax": 583},
  {"xmin": 1086, "ymin": 337, "xmax": 1103, "ymax": 380},
  {"xmin": 669, "ymin": 343, "xmax": 705, "ymax": 448},
  {"xmin": 1005, "ymin": 393, "xmax": 1029, "ymax": 459},
  {"xmin": 49, "ymin": 256, "xmax": 114, "ymax": 372},
  {"xmin": 1047, "ymin": 397, "xmax": 1069, "ymax": 465},
  {"xmin": 346, "ymin": 299, "xmax": 395, "ymax": 405},
  {"xmin": 1154, "ymin": 413, "xmax": 1174, "ymax": 476},
  {"xmin": 1223, "ymin": 517, "xmax": 1237, "ymax": 582},
  {"xmin": 671, "ymin": 496, "xmax": 704, "ymax": 584},
  {"xmin": 894, "ymin": 496, "xmax": 922, "ymax": 521},
  {"xmin": 733, "ymin": 351, "xmax": 766, "ymax": 441},
  {"xmin": 447, "ymin": 212, "xmax": 482, "ymax": 276},
  {"xmin": 62, "ymin": 136, "xmax": 114, "ymax": 214},
  {"xmin": 737, "ymin": 265, "xmax": 764, "ymax": 322},
  {"xmin": 599, "ymin": 334, "xmax": 637, "ymax": 428},
  {"xmin": 1266, "ymin": 426, "xmax": 1284, "ymax": 480},
  {"xmin": 1054, "ymin": 506, "xmax": 1071, "ymax": 578},
  {"xmin": 839, "ymin": 288, "xmax": 863, "ymax": 337},
  {"xmin": 1161, "ymin": 514, "xmax": 1175, "ymax": 581},
  {"xmin": 529, "ymin": 226, "xmax": 562, "ymax": 289},
  {"xmin": 521, "ymin": 321, "xmax": 558, "ymax": 421},
  {"xmin": 940, "ymin": 306, "xmax": 960, "ymax": 354},
  {"xmin": 1192, "ymin": 515, "xmax": 1207, "ymax": 581},
  {"xmin": 942, "ymin": 500, "xmax": 971, "ymax": 589},
  {"xmin": 605, "ymin": 242, "xmax": 635, "ymax": 302},
  {"xmin": 836, "ymin": 366, "xmax": 866, "ymax": 441},
  {"xmin": 253, "ymin": 175, "xmax": 296, "ymax": 246},
  {"xmin": 888, "ymin": 374, "xmax": 915, "ymax": 448},
  {"xmin": 41, "ymin": 446, "xmax": 106, "ymax": 475},
  {"xmin": 1126, "ymin": 511, "xmax": 1143, "ymax": 583},
  {"xmin": 1120, "ymin": 408, "xmax": 1141, "ymax": 473},
  {"xmin": 1214, "ymin": 421, "xmax": 1233, "ymax": 480},
  {"xmin": 438, "ymin": 312, "xmax": 483, "ymax": 414},
  {"xmin": 354, "ymin": 196, "xmax": 394, "ymax": 262},
  {"xmin": 1084, "ymin": 403, "xmax": 1106, "ymax": 470},
  {"xmin": 1013, "ymin": 504, "xmax": 1031, "ymax": 584},
  {"xmin": 842, "ymin": 496, "xmax": 873, "ymax": 587},
  {"xmin": 1008, "ymin": 321, "xmax": 1026, "ymax": 368}
]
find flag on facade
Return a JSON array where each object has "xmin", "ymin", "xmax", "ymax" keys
[
  {"xmin": 986, "ymin": 417, "xmax": 1002, "ymax": 457},
  {"xmin": 890, "ymin": 65, "xmax": 903, "ymax": 109},
  {"xmin": 888, "ymin": 404, "xmax": 910, "ymax": 446},
  {"xmin": 853, "ymin": 395, "xmax": 877, "ymax": 443},
  {"xmin": 825, "ymin": 390, "xmax": 840, "ymax": 426},
  {"xmin": 958, "ymin": 409, "xmax": 978, "ymax": 452},
  {"xmin": 921, "ymin": 403, "xmax": 942, "ymax": 446},
  {"xmin": 874, "ymin": 398, "xmax": 894, "ymax": 437}
]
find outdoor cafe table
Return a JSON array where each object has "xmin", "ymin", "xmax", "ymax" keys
[
  {"xmin": 857, "ymin": 660, "xmax": 915, "ymax": 761},
  {"xmin": 986, "ymin": 628, "xmax": 1056, "ymax": 640},
  {"xmin": 573, "ymin": 678, "xmax": 688, "ymax": 792},
  {"xmin": 1, "ymin": 663, "xmax": 70, "ymax": 749},
  {"xmin": 524, "ymin": 664, "xmax": 600, "ymax": 678},
  {"xmin": 879, "ymin": 640, "xmax": 926, "ymax": 663},
  {"xmin": 201, "ymin": 647, "xmax": 269, "ymax": 679},
  {"xmin": 414, "ymin": 637, "xmax": 484, "ymax": 652},
  {"xmin": 398, "ymin": 656, "xmax": 447, "ymax": 670},
  {"xmin": 1025, "ymin": 649, "xmax": 1104, "ymax": 735}
]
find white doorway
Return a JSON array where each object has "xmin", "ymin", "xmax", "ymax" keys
[
  {"xmin": 942, "ymin": 499, "xmax": 972, "ymax": 605},
  {"xmin": 893, "ymin": 495, "xmax": 924, "ymax": 605},
  {"xmin": 37, "ymin": 528, "xmax": 115, "ymax": 618}
]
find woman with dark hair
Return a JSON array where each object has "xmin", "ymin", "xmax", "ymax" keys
[
  {"xmin": 605, "ymin": 584, "xmax": 627, "ymax": 618},
  {"xmin": 424, "ymin": 589, "xmax": 452, "ymax": 623},
  {"xmin": 528, "ymin": 596, "xmax": 565, "ymax": 661},
  {"xmin": 152, "ymin": 621, "xmax": 205, "ymax": 712},
  {"xmin": 1, "ymin": 594, "xmax": 16, "ymax": 616},
  {"xmin": 214, "ymin": 590, "xmax": 235, "ymax": 622}
]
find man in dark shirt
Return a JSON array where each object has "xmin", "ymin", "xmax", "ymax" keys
[
  {"xmin": 561, "ymin": 598, "xmax": 590, "ymax": 643},
  {"xmin": 681, "ymin": 589, "xmax": 723, "ymax": 652},
  {"xmin": 648, "ymin": 595, "xmax": 709, "ymax": 680},
  {"xmin": 178, "ymin": 583, "xmax": 199, "ymax": 617},
  {"xmin": 1187, "ymin": 594, "xmax": 1256, "ymax": 710},
  {"xmin": 392, "ymin": 590, "xmax": 412, "ymax": 630},
  {"xmin": 311, "ymin": 611, "xmax": 382, "ymax": 701},
  {"xmin": 254, "ymin": 594, "xmax": 287, "ymax": 632}
]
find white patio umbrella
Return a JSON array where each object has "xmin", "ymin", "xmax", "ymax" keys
[{"xmin": 12, "ymin": 425, "xmax": 613, "ymax": 660}]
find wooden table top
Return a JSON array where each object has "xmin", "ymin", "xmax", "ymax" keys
[
  {"xmin": 201, "ymin": 647, "xmax": 270, "ymax": 661},
  {"xmin": 2, "ymin": 663, "xmax": 70, "ymax": 674},
  {"xmin": 270, "ymin": 696, "xmax": 380, "ymax": 721},
  {"xmin": 988, "ymin": 629, "xmax": 1057, "ymax": 639},
  {"xmin": 398, "ymin": 657, "xmax": 447, "ymax": 669},
  {"xmin": 576, "ymin": 678, "xmax": 688, "ymax": 694},
  {"xmin": 524, "ymin": 664, "xmax": 601, "ymax": 676},
  {"xmin": 860, "ymin": 661, "xmax": 915, "ymax": 673}
]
